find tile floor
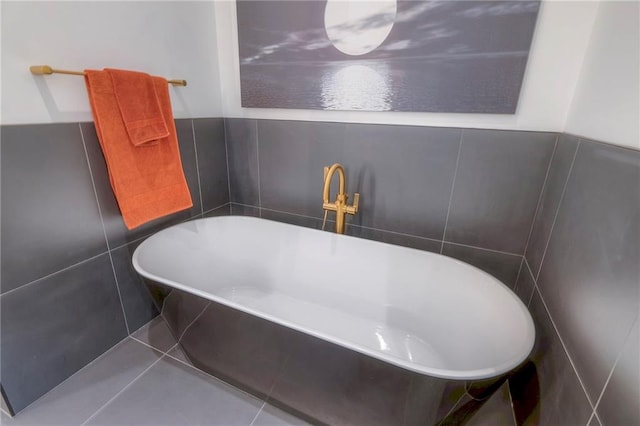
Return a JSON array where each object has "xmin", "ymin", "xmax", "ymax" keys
[
  {"xmin": 0, "ymin": 318, "xmax": 308, "ymax": 426},
  {"xmin": 1, "ymin": 317, "xmax": 515, "ymax": 426}
]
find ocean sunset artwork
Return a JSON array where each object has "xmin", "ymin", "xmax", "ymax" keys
[{"xmin": 237, "ymin": 0, "xmax": 540, "ymax": 113}]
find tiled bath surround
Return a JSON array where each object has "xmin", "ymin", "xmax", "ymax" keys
[
  {"xmin": 512, "ymin": 137, "xmax": 639, "ymax": 424},
  {"xmin": 2, "ymin": 116, "xmax": 638, "ymax": 424},
  {"xmin": 0, "ymin": 119, "xmax": 229, "ymax": 414}
]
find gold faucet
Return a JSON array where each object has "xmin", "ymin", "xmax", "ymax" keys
[{"xmin": 322, "ymin": 163, "xmax": 359, "ymax": 234}]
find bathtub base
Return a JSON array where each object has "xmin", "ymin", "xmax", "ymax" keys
[{"xmin": 148, "ymin": 283, "xmax": 510, "ymax": 425}]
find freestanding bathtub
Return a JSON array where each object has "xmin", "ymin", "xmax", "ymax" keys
[{"xmin": 133, "ymin": 216, "xmax": 535, "ymax": 424}]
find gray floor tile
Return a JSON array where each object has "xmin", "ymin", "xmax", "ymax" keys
[
  {"xmin": 3, "ymin": 338, "xmax": 161, "ymax": 425},
  {"xmin": 131, "ymin": 317, "xmax": 177, "ymax": 353},
  {"xmin": 252, "ymin": 404, "xmax": 310, "ymax": 426},
  {"xmin": 86, "ymin": 356, "xmax": 263, "ymax": 426}
]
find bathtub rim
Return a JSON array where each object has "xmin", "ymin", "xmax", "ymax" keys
[{"xmin": 132, "ymin": 216, "xmax": 535, "ymax": 381}]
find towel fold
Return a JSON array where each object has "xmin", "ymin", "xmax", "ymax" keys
[
  {"xmin": 105, "ymin": 68, "xmax": 169, "ymax": 146},
  {"xmin": 85, "ymin": 69, "xmax": 193, "ymax": 230}
]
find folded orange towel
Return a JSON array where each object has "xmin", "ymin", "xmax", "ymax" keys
[
  {"xmin": 106, "ymin": 68, "xmax": 169, "ymax": 146},
  {"xmin": 85, "ymin": 69, "xmax": 193, "ymax": 230}
]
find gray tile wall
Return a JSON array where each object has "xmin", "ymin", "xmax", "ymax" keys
[
  {"xmin": 513, "ymin": 137, "xmax": 640, "ymax": 424},
  {"xmin": 0, "ymin": 118, "xmax": 228, "ymax": 414},
  {"xmin": 225, "ymin": 118, "xmax": 557, "ymax": 289}
]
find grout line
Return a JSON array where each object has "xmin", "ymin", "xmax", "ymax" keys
[
  {"xmin": 440, "ymin": 130, "xmax": 464, "ymax": 254},
  {"xmin": 0, "ymin": 407, "xmax": 10, "ymax": 417},
  {"xmin": 523, "ymin": 258, "xmax": 537, "ymax": 307},
  {"xmin": 249, "ymin": 401, "xmax": 267, "ymax": 426},
  {"xmin": 202, "ymin": 202, "xmax": 231, "ymax": 217},
  {"xmin": 80, "ymin": 354, "xmax": 166, "ymax": 426},
  {"xmin": 191, "ymin": 120, "xmax": 205, "ymax": 216},
  {"xmin": 438, "ymin": 391, "xmax": 467, "ymax": 426},
  {"xmin": 591, "ymin": 314, "xmax": 638, "ymax": 416},
  {"xmin": 177, "ymin": 302, "xmax": 211, "ymax": 342},
  {"xmin": 441, "ymin": 240, "xmax": 522, "ymax": 257},
  {"xmin": 534, "ymin": 285, "xmax": 596, "ymax": 409},
  {"xmin": 0, "ymin": 250, "xmax": 107, "ymax": 299},
  {"xmin": 506, "ymin": 380, "xmax": 518, "ymax": 426},
  {"xmin": 255, "ymin": 120, "xmax": 262, "ymax": 218},
  {"xmin": 594, "ymin": 412, "xmax": 603, "ymax": 425},
  {"xmin": 534, "ymin": 140, "xmax": 581, "ymax": 282},
  {"xmin": 521, "ymin": 134, "xmax": 558, "ymax": 262},
  {"xmin": 512, "ymin": 256, "xmax": 525, "ymax": 293},
  {"xmin": 104, "ymin": 250, "xmax": 131, "ymax": 334},
  {"xmin": 130, "ymin": 335, "xmax": 172, "ymax": 355},
  {"xmin": 260, "ymin": 206, "xmax": 329, "ymax": 222},
  {"xmin": 350, "ymin": 223, "xmax": 441, "ymax": 244},
  {"xmin": 108, "ymin": 235, "xmax": 147, "ymax": 253},
  {"xmin": 223, "ymin": 119, "xmax": 232, "ymax": 209}
]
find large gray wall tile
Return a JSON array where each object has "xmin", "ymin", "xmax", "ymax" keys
[
  {"xmin": 258, "ymin": 120, "xmax": 347, "ymax": 218},
  {"xmin": 445, "ymin": 129, "xmax": 556, "ymax": 254},
  {"xmin": 0, "ymin": 254, "xmax": 128, "ymax": 414},
  {"xmin": 193, "ymin": 118, "xmax": 229, "ymax": 212},
  {"xmin": 342, "ymin": 123, "xmax": 461, "ymax": 240},
  {"xmin": 515, "ymin": 290, "xmax": 593, "ymax": 425},
  {"xmin": 226, "ymin": 118, "xmax": 260, "ymax": 205},
  {"xmin": 1, "ymin": 124, "xmax": 107, "ymax": 293},
  {"xmin": 441, "ymin": 243, "xmax": 522, "ymax": 288},
  {"xmin": 525, "ymin": 134, "xmax": 580, "ymax": 278},
  {"xmin": 81, "ymin": 122, "xmax": 198, "ymax": 250},
  {"xmin": 111, "ymin": 242, "xmax": 159, "ymax": 332},
  {"xmin": 597, "ymin": 318, "xmax": 639, "ymax": 424},
  {"xmin": 85, "ymin": 356, "xmax": 263, "ymax": 426},
  {"xmin": 536, "ymin": 140, "xmax": 640, "ymax": 402}
]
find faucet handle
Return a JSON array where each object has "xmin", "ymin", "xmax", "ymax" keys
[{"xmin": 346, "ymin": 192, "xmax": 359, "ymax": 215}]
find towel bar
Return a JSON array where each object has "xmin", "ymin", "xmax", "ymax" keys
[{"xmin": 30, "ymin": 65, "xmax": 187, "ymax": 86}]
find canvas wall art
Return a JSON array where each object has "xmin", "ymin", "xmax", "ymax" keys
[{"xmin": 237, "ymin": 0, "xmax": 540, "ymax": 113}]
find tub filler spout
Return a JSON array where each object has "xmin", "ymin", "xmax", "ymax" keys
[{"xmin": 322, "ymin": 163, "xmax": 359, "ymax": 234}]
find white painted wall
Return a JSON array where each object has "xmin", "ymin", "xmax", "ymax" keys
[
  {"xmin": 565, "ymin": 1, "xmax": 639, "ymax": 150},
  {"xmin": 5, "ymin": 0, "xmax": 636, "ymax": 149},
  {"xmin": 1, "ymin": 1, "xmax": 222, "ymax": 125},
  {"xmin": 214, "ymin": 0, "xmax": 599, "ymax": 132}
]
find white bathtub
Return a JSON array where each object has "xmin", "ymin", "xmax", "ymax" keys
[{"xmin": 133, "ymin": 216, "xmax": 534, "ymax": 381}]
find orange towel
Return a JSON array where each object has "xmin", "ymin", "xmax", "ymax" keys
[
  {"xmin": 85, "ymin": 69, "xmax": 193, "ymax": 230},
  {"xmin": 105, "ymin": 68, "xmax": 169, "ymax": 146}
]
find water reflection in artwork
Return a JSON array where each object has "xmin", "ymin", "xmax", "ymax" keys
[{"xmin": 321, "ymin": 62, "xmax": 391, "ymax": 111}]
